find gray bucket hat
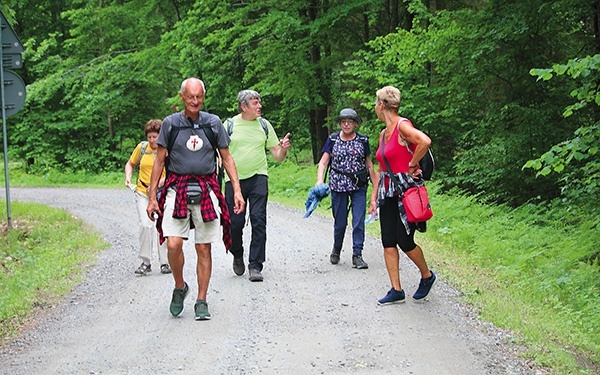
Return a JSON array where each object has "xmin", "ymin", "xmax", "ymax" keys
[{"xmin": 333, "ymin": 108, "xmax": 362, "ymax": 124}]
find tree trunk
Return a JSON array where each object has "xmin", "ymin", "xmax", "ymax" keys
[
  {"xmin": 107, "ymin": 109, "xmax": 114, "ymax": 139},
  {"xmin": 594, "ymin": 0, "xmax": 600, "ymax": 53},
  {"xmin": 307, "ymin": 0, "xmax": 331, "ymax": 163}
]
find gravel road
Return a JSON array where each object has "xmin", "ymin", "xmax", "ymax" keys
[{"xmin": 0, "ymin": 187, "xmax": 540, "ymax": 374}]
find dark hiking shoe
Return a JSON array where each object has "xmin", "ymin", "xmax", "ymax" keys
[
  {"xmin": 377, "ymin": 288, "xmax": 406, "ymax": 305},
  {"xmin": 169, "ymin": 282, "xmax": 189, "ymax": 317},
  {"xmin": 233, "ymin": 256, "xmax": 245, "ymax": 276},
  {"xmin": 352, "ymin": 255, "xmax": 369, "ymax": 269},
  {"xmin": 330, "ymin": 248, "xmax": 341, "ymax": 264},
  {"xmin": 413, "ymin": 271, "xmax": 436, "ymax": 301}
]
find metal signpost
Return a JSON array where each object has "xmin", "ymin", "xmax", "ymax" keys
[{"xmin": 1, "ymin": 11, "xmax": 26, "ymax": 228}]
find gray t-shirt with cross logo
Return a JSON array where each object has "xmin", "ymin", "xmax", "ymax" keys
[{"xmin": 158, "ymin": 111, "xmax": 229, "ymax": 176}]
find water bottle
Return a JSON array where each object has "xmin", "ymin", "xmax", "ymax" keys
[{"xmin": 364, "ymin": 212, "xmax": 377, "ymax": 225}]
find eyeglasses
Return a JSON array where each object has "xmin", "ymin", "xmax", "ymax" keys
[
  {"xmin": 340, "ymin": 119, "xmax": 356, "ymax": 125},
  {"xmin": 184, "ymin": 95, "xmax": 204, "ymax": 102}
]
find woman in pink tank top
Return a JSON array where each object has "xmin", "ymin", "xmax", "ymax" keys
[{"xmin": 369, "ymin": 85, "xmax": 437, "ymax": 305}]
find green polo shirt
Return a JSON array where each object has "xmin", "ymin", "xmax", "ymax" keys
[{"xmin": 224, "ymin": 114, "xmax": 280, "ymax": 181}]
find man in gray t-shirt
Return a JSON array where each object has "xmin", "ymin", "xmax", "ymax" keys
[
  {"xmin": 157, "ymin": 110, "xmax": 228, "ymax": 176},
  {"xmin": 146, "ymin": 77, "xmax": 244, "ymax": 321}
]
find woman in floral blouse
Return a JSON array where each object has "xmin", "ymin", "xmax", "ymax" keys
[{"xmin": 316, "ymin": 108, "xmax": 377, "ymax": 269}]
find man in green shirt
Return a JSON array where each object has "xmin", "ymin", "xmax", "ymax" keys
[{"xmin": 223, "ymin": 89, "xmax": 291, "ymax": 281}]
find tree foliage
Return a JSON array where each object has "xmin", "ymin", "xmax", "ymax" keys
[
  {"xmin": 527, "ymin": 55, "xmax": 600, "ymax": 208},
  {"xmin": 344, "ymin": 0, "xmax": 598, "ymax": 206},
  {"xmin": 3, "ymin": 0, "xmax": 599, "ymax": 208}
]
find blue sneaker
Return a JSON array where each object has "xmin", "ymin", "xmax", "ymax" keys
[
  {"xmin": 377, "ymin": 288, "xmax": 406, "ymax": 305},
  {"xmin": 413, "ymin": 271, "xmax": 436, "ymax": 301},
  {"xmin": 169, "ymin": 282, "xmax": 189, "ymax": 317}
]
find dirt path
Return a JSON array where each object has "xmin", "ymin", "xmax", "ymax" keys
[{"xmin": 0, "ymin": 187, "xmax": 536, "ymax": 374}]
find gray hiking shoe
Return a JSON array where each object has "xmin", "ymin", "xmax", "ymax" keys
[
  {"xmin": 169, "ymin": 282, "xmax": 189, "ymax": 317},
  {"xmin": 194, "ymin": 299, "xmax": 211, "ymax": 320},
  {"xmin": 248, "ymin": 268, "xmax": 264, "ymax": 282}
]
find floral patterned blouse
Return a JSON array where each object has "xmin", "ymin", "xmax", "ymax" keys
[{"xmin": 322, "ymin": 132, "xmax": 370, "ymax": 193}]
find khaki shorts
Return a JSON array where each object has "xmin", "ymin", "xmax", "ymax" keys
[{"xmin": 161, "ymin": 188, "xmax": 220, "ymax": 244}]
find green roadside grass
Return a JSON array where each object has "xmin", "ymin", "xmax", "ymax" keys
[
  {"xmin": 1, "ymin": 158, "xmax": 598, "ymax": 374},
  {"xmin": 0, "ymin": 162, "xmax": 119, "ymax": 343},
  {"xmin": 0, "ymin": 201, "xmax": 108, "ymax": 342}
]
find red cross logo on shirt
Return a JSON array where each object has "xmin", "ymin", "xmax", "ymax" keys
[{"xmin": 186, "ymin": 135, "xmax": 203, "ymax": 151}]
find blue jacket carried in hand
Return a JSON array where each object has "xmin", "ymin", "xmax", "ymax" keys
[{"xmin": 303, "ymin": 183, "xmax": 331, "ymax": 218}]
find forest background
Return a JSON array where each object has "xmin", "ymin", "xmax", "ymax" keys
[{"xmin": 0, "ymin": 0, "xmax": 598, "ymax": 373}]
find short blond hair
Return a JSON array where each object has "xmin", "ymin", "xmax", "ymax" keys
[{"xmin": 376, "ymin": 86, "xmax": 401, "ymax": 112}]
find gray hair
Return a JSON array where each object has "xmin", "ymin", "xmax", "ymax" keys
[
  {"xmin": 237, "ymin": 89, "xmax": 261, "ymax": 112},
  {"xmin": 180, "ymin": 78, "xmax": 206, "ymax": 95}
]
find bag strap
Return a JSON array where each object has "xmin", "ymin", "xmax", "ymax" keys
[
  {"xmin": 138, "ymin": 141, "xmax": 149, "ymax": 165},
  {"xmin": 380, "ymin": 131, "xmax": 401, "ymax": 191},
  {"xmin": 258, "ymin": 117, "xmax": 269, "ymax": 137}
]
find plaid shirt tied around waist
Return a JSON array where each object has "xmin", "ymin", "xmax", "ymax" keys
[
  {"xmin": 156, "ymin": 172, "xmax": 232, "ymax": 250},
  {"xmin": 376, "ymin": 171, "xmax": 423, "ymax": 235}
]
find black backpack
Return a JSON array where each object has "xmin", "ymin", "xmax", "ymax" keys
[
  {"xmin": 165, "ymin": 111, "xmax": 219, "ymax": 171},
  {"xmin": 419, "ymin": 148, "xmax": 435, "ymax": 180},
  {"xmin": 400, "ymin": 137, "xmax": 435, "ymax": 180}
]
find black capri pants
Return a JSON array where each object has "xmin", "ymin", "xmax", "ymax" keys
[{"xmin": 379, "ymin": 196, "xmax": 417, "ymax": 252}]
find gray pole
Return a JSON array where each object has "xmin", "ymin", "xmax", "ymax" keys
[{"xmin": 0, "ymin": 24, "xmax": 13, "ymax": 229}]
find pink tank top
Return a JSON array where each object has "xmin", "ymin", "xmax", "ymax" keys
[{"xmin": 375, "ymin": 119, "xmax": 416, "ymax": 174}]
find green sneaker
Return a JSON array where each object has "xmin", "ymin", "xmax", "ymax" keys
[
  {"xmin": 194, "ymin": 299, "xmax": 211, "ymax": 320},
  {"xmin": 169, "ymin": 282, "xmax": 189, "ymax": 317}
]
